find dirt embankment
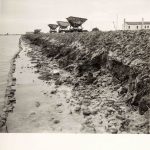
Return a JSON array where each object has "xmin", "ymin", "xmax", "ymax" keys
[{"xmin": 23, "ymin": 31, "xmax": 150, "ymax": 133}]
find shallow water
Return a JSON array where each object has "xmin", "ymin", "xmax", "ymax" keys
[{"xmin": 0, "ymin": 35, "xmax": 20, "ymax": 109}]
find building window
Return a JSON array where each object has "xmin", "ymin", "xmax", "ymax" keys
[
  {"xmin": 128, "ymin": 26, "xmax": 130, "ymax": 29},
  {"xmin": 137, "ymin": 26, "xmax": 138, "ymax": 29},
  {"xmin": 145, "ymin": 26, "xmax": 147, "ymax": 29},
  {"xmin": 147, "ymin": 26, "xmax": 149, "ymax": 28}
]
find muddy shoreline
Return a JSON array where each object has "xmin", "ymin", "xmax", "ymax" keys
[
  {"xmin": 22, "ymin": 36, "xmax": 150, "ymax": 133},
  {"xmin": 0, "ymin": 38, "xmax": 22, "ymax": 132},
  {"xmin": 23, "ymin": 31, "xmax": 150, "ymax": 133},
  {"xmin": 5, "ymin": 38, "xmax": 84, "ymax": 132},
  {"xmin": 1, "ymin": 31, "xmax": 150, "ymax": 133}
]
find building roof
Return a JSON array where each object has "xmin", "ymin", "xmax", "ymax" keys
[{"xmin": 126, "ymin": 22, "xmax": 150, "ymax": 25}]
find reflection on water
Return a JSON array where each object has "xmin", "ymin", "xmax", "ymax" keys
[{"xmin": 0, "ymin": 35, "xmax": 20, "ymax": 107}]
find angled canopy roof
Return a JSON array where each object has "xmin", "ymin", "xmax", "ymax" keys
[
  {"xmin": 66, "ymin": 16, "xmax": 87, "ymax": 27},
  {"xmin": 57, "ymin": 21, "xmax": 69, "ymax": 29},
  {"xmin": 48, "ymin": 24, "xmax": 58, "ymax": 30}
]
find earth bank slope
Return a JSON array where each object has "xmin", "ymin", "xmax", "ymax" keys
[{"xmin": 23, "ymin": 30, "xmax": 150, "ymax": 133}]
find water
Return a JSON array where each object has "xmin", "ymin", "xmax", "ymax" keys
[{"xmin": 0, "ymin": 35, "xmax": 20, "ymax": 110}]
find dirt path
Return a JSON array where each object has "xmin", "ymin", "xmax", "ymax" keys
[{"xmin": 6, "ymin": 41, "xmax": 83, "ymax": 133}]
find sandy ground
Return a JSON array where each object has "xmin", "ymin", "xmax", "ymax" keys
[{"xmin": 6, "ymin": 41, "xmax": 83, "ymax": 133}]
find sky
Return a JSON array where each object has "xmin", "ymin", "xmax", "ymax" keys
[{"xmin": 0, "ymin": 0, "xmax": 150, "ymax": 34}]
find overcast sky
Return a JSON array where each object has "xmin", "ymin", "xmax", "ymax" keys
[{"xmin": 0, "ymin": 0, "xmax": 150, "ymax": 34}]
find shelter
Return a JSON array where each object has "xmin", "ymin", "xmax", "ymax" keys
[
  {"xmin": 124, "ymin": 18, "xmax": 150, "ymax": 30},
  {"xmin": 66, "ymin": 16, "xmax": 87, "ymax": 32},
  {"xmin": 48, "ymin": 24, "xmax": 58, "ymax": 33},
  {"xmin": 57, "ymin": 21, "xmax": 69, "ymax": 33}
]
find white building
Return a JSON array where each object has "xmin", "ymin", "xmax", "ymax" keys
[{"xmin": 123, "ymin": 18, "xmax": 150, "ymax": 30}]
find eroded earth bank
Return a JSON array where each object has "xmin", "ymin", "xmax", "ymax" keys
[{"xmin": 1, "ymin": 30, "xmax": 150, "ymax": 133}]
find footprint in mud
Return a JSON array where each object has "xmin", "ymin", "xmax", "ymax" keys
[
  {"xmin": 56, "ymin": 103, "xmax": 62, "ymax": 107},
  {"xmin": 51, "ymin": 89, "xmax": 57, "ymax": 94},
  {"xmin": 43, "ymin": 92, "xmax": 47, "ymax": 95},
  {"xmin": 53, "ymin": 119, "xmax": 60, "ymax": 124},
  {"xmin": 57, "ymin": 110, "xmax": 63, "ymax": 113},
  {"xmin": 55, "ymin": 103, "xmax": 63, "ymax": 113},
  {"xmin": 49, "ymin": 117, "xmax": 55, "ymax": 121},
  {"xmin": 28, "ymin": 111, "xmax": 36, "ymax": 118},
  {"xmin": 35, "ymin": 101, "xmax": 40, "ymax": 107},
  {"xmin": 66, "ymin": 99, "xmax": 70, "ymax": 103},
  {"xmin": 30, "ymin": 111, "xmax": 36, "ymax": 115}
]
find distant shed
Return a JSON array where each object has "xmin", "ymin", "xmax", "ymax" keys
[{"xmin": 124, "ymin": 18, "xmax": 150, "ymax": 30}]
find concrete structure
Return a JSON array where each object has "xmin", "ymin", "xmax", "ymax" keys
[
  {"xmin": 124, "ymin": 18, "xmax": 150, "ymax": 30},
  {"xmin": 57, "ymin": 21, "xmax": 69, "ymax": 33},
  {"xmin": 66, "ymin": 16, "xmax": 87, "ymax": 32},
  {"xmin": 48, "ymin": 24, "xmax": 58, "ymax": 33}
]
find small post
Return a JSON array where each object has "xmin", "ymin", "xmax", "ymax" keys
[
  {"xmin": 116, "ymin": 15, "xmax": 118, "ymax": 30},
  {"xmin": 124, "ymin": 18, "xmax": 126, "ymax": 30},
  {"xmin": 142, "ymin": 18, "xmax": 144, "ymax": 29}
]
